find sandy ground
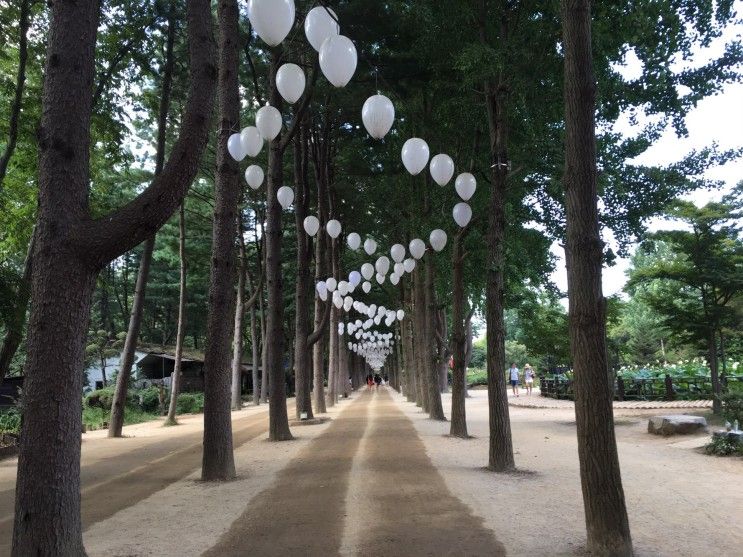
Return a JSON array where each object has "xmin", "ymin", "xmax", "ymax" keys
[
  {"xmin": 396, "ymin": 388, "xmax": 743, "ymax": 557},
  {"xmin": 2, "ymin": 388, "xmax": 741, "ymax": 556}
]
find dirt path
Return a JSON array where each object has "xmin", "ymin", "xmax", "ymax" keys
[{"xmin": 0, "ymin": 405, "xmax": 275, "ymax": 556}]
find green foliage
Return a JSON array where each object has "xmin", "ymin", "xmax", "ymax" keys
[
  {"xmin": 704, "ymin": 435, "xmax": 743, "ymax": 457},
  {"xmin": 720, "ymin": 392, "xmax": 743, "ymax": 426},
  {"xmin": 0, "ymin": 407, "xmax": 21, "ymax": 435},
  {"xmin": 467, "ymin": 368, "xmax": 487, "ymax": 387},
  {"xmin": 84, "ymin": 387, "xmax": 117, "ymax": 410},
  {"xmin": 176, "ymin": 392, "xmax": 204, "ymax": 414},
  {"xmin": 470, "ymin": 339, "xmax": 486, "ymax": 368},
  {"xmin": 136, "ymin": 386, "xmax": 162, "ymax": 413},
  {"xmin": 82, "ymin": 406, "xmax": 157, "ymax": 431}
]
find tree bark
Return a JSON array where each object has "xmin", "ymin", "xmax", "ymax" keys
[
  {"xmin": 561, "ymin": 1, "xmax": 633, "ymax": 554},
  {"xmin": 265, "ymin": 49, "xmax": 292, "ymax": 441},
  {"xmin": 259, "ymin": 280, "xmax": 269, "ymax": 404},
  {"xmin": 709, "ymin": 330, "xmax": 721, "ymax": 414},
  {"xmin": 413, "ymin": 265, "xmax": 428, "ymax": 411},
  {"xmin": 109, "ymin": 3, "xmax": 177, "ymax": 437},
  {"xmin": 437, "ymin": 309, "xmax": 449, "ymax": 393},
  {"xmin": 201, "ymin": 0, "xmax": 242, "ymax": 481},
  {"xmin": 450, "ymin": 231, "xmax": 468, "ymax": 437},
  {"xmin": 402, "ymin": 281, "xmax": 417, "ymax": 403},
  {"xmin": 0, "ymin": 0, "xmax": 31, "ymax": 191},
  {"xmin": 230, "ymin": 218, "xmax": 248, "ymax": 411},
  {"xmin": 425, "ymin": 259, "xmax": 446, "ymax": 420},
  {"xmin": 166, "ymin": 204, "xmax": 188, "ymax": 424},
  {"xmin": 250, "ymin": 301, "xmax": 259, "ymax": 405},
  {"xmin": 12, "ymin": 0, "xmax": 215, "ymax": 551}
]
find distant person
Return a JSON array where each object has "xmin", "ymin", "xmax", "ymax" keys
[
  {"xmin": 374, "ymin": 374, "xmax": 382, "ymax": 389},
  {"xmin": 509, "ymin": 363, "xmax": 520, "ymax": 397},
  {"xmin": 366, "ymin": 374, "xmax": 374, "ymax": 390},
  {"xmin": 524, "ymin": 364, "xmax": 535, "ymax": 395}
]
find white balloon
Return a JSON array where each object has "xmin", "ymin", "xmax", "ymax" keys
[
  {"xmin": 347, "ymin": 232, "xmax": 361, "ymax": 251},
  {"xmin": 376, "ymin": 273, "xmax": 386, "ymax": 284},
  {"xmin": 240, "ymin": 126, "xmax": 263, "ymax": 157},
  {"xmin": 245, "ymin": 165, "xmax": 264, "ymax": 190},
  {"xmin": 347, "ymin": 282, "xmax": 356, "ymax": 293},
  {"xmin": 409, "ymin": 238, "xmax": 426, "ymax": 260},
  {"xmin": 362, "ymin": 94, "xmax": 395, "ymax": 139},
  {"xmin": 396, "ymin": 309, "xmax": 405, "ymax": 321},
  {"xmin": 389, "ymin": 273, "xmax": 400, "ymax": 285},
  {"xmin": 277, "ymin": 186, "xmax": 294, "ymax": 209},
  {"xmin": 401, "ymin": 138, "xmax": 430, "ymax": 175},
  {"xmin": 343, "ymin": 297, "xmax": 353, "ymax": 312},
  {"xmin": 390, "ymin": 243, "xmax": 405, "ymax": 263},
  {"xmin": 248, "ymin": 0, "xmax": 295, "ymax": 47},
  {"xmin": 429, "ymin": 229, "xmax": 447, "ymax": 252},
  {"xmin": 303, "ymin": 215, "xmax": 320, "ymax": 236},
  {"xmin": 276, "ymin": 63, "xmax": 306, "ymax": 104},
  {"xmin": 318, "ymin": 289, "xmax": 328, "ymax": 302},
  {"xmin": 326, "ymin": 277, "xmax": 337, "ymax": 292},
  {"xmin": 363, "ymin": 238, "xmax": 377, "ymax": 256},
  {"xmin": 375, "ymin": 256, "xmax": 390, "ymax": 276},
  {"xmin": 316, "ymin": 281, "xmax": 327, "ymax": 299},
  {"xmin": 430, "ymin": 154, "xmax": 454, "ymax": 186},
  {"xmin": 349, "ymin": 271, "xmax": 362, "ymax": 286},
  {"xmin": 319, "ymin": 35, "xmax": 357, "ymax": 87},
  {"xmin": 228, "ymin": 133, "xmax": 246, "ymax": 162},
  {"xmin": 455, "ymin": 172, "xmax": 477, "ymax": 201},
  {"xmin": 256, "ymin": 104, "xmax": 282, "ymax": 141},
  {"xmin": 453, "ymin": 202, "xmax": 473, "ymax": 228},
  {"xmin": 326, "ymin": 219, "xmax": 342, "ymax": 239},
  {"xmin": 374, "ymin": 315, "xmax": 382, "ymax": 324},
  {"xmin": 403, "ymin": 258, "xmax": 416, "ymax": 273},
  {"xmin": 304, "ymin": 6, "xmax": 339, "ymax": 51},
  {"xmin": 361, "ymin": 263, "xmax": 374, "ymax": 280},
  {"xmin": 333, "ymin": 296, "xmax": 343, "ymax": 309},
  {"xmin": 393, "ymin": 262, "xmax": 404, "ymax": 276},
  {"xmin": 362, "ymin": 281, "xmax": 372, "ymax": 293},
  {"xmin": 338, "ymin": 281, "xmax": 349, "ymax": 296}
]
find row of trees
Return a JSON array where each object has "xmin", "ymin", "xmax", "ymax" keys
[{"xmin": 1, "ymin": 0, "xmax": 740, "ymax": 554}]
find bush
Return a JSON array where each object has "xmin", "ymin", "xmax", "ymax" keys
[
  {"xmin": 136, "ymin": 386, "xmax": 162, "ymax": 413},
  {"xmin": 704, "ymin": 435, "xmax": 743, "ymax": 457},
  {"xmin": 0, "ymin": 408, "xmax": 21, "ymax": 435},
  {"xmin": 467, "ymin": 368, "xmax": 487, "ymax": 387},
  {"xmin": 720, "ymin": 392, "xmax": 743, "ymax": 426},
  {"xmin": 176, "ymin": 392, "xmax": 204, "ymax": 414},
  {"xmin": 84, "ymin": 387, "xmax": 116, "ymax": 410}
]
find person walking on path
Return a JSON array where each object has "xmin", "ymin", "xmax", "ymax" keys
[
  {"xmin": 524, "ymin": 364, "xmax": 535, "ymax": 396},
  {"xmin": 509, "ymin": 363, "xmax": 520, "ymax": 397}
]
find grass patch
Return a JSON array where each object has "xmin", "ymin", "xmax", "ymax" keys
[{"xmin": 82, "ymin": 406, "xmax": 160, "ymax": 431}]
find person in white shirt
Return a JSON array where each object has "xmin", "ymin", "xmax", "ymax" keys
[
  {"xmin": 509, "ymin": 363, "xmax": 520, "ymax": 397},
  {"xmin": 524, "ymin": 363, "xmax": 535, "ymax": 395}
]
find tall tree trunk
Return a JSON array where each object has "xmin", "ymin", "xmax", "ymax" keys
[
  {"xmin": 201, "ymin": 0, "xmax": 241, "ymax": 481},
  {"xmin": 109, "ymin": 3, "xmax": 177, "ymax": 437},
  {"xmin": 12, "ymin": 0, "xmax": 215, "ymax": 551},
  {"xmin": 166, "ymin": 204, "xmax": 188, "ymax": 424},
  {"xmin": 450, "ymin": 232, "xmax": 468, "ymax": 437},
  {"xmin": 250, "ymin": 302, "xmax": 259, "ymax": 405},
  {"xmin": 437, "ymin": 309, "xmax": 449, "ymax": 393},
  {"xmin": 312, "ymin": 233, "xmax": 328, "ymax": 413},
  {"xmin": 231, "ymin": 218, "xmax": 248, "ymax": 411},
  {"xmin": 327, "ymin": 304, "xmax": 339, "ymax": 407},
  {"xmin": 413, "ymin": 265, "xmax": 428, "ymax": 411},
  {"xmin": 425, "ymin": 260, "xmax": 446, "ymax": 420},
  {"xmin": 403, "ymin": 281, "xmax": 417, "ymax": 403},
  {"xmin": 561, "ymin": 1, "xmax": 633, "ymax": 554},
  {"xmin": 0, "ymin": 0, "xmax": 31, "ymax": 191},
  {"xmin": 265, "ymin": 49, "xmax": 292, "ymax": 441},
  {"xmin": 709, "ymin": 329, "xmax": 721, "ymax": 414}
]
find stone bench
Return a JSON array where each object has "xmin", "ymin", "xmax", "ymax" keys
[{"xmin": 648, "ymin": 415, "xmax": 707, "ymax": 436}]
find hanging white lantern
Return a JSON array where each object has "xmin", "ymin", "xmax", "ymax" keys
[
  {"xmin": 430, "ymin": 154, "xmax": 454, "ymax": 186},
  {"xmin": 316, "ymin": 281, "xmax": 328, "ymax": 301},
  {"xmin": 376, "ymin": 273, "xmax": 386, "ymax": 285},
  {"xmin": 304, "ymin": 6, "xmax": 339, "ymax": 51},
  {"xmin": 276, "ymin": 63, "xmax": 306, "ymax": 104},
  {"xmin": 403, "ymin": 258, "xmax": 416, "ymax": 273},
  {"xmin": 409, "ymin": 238, "xmax": 426, "ymax": 260},
  {"xmin": 319, "ymin": 35, "xmax": 357, "ymax": 87},
  {"xmin": 347, "ymin": 232, "xmax": 361, "ymax": 251},
  {"xmin": 303, "ymin": 215, "xmax": 320, "ymax": 236},
  {"xmin": 375, "ymin": 256, "xmax": 390, "ymax": 276},
  {"xmin": 429, "ymin": 229, "xmax": 447, "ymax": 252},
  {"xmin": 401, "ymin": 138, "xmax": 430, "ymax": 175},
  {"xmin": 453, "ymin": 202, "xmax": 472, "ymax": 227},
  {"xmin": 363, "ymin": 238, "xmax": 377, "ymax": 255},
  {"xmin": 348, "ymin": 271, "xmax": 362, "ymax": 286},
  {"xmin": 390, "ymin": 244, "xmax": 405, "ymax": 263},
  {"xmin": 361, "ymin": 263, "xmax": 374, "ymax": 281},
  {"xmin": 326, "ymin": 219, "xmax": 342, "ymax": 239},
  {"xmin": 455, "ymin": 172, "xmax": 477, "ymax": 201},
  {"xmin": 240, "ymin": 126, "xmax": 263, "ymax": 157},
  {"xmin": 244, "ymin": 165, "xmax": 264, "ymax": 190},
  {"xmin": 362, "ymin": 94, "xmax": 395, "ymax": 139},
  {"xmin": 277, "ymin": 186, "xmax": 294, "ymax": 209},
  {"xmin": 326, "ymin": 277, "xmax": 337, "ymax": 292},
  {"xmin": 362, "ymin": 281, "xmax": 372, "ymax": 293},
  {"xmin": 228, "ymin": 133, "xmax": 247, "ymax": 162},
  {"xmin": 393, "ymin": 262, "xmax": 404, "ymax": 276},
  {"xmin": 397, "ymin": 309, "xmax": 405, "ymax": 321},
  {"xmin": 248, "ymin": 0, "xmax": 296, "ymax": 47},
  {"xmin": 256, "ymin": 104, "xmax": 282, "ymax": 141},
  {"xmin": 390, "ymin": 273, "xmax": 400, "ymax": 285}
]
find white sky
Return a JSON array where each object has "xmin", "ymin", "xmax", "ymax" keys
[{"xmin": 550, "ymin": 12, "xmax": 743, "ymax": 301}]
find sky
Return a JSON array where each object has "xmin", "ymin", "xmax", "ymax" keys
[{"xmin": 549, "ymin": 12, "xmax": 743, "ymax": 301}]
